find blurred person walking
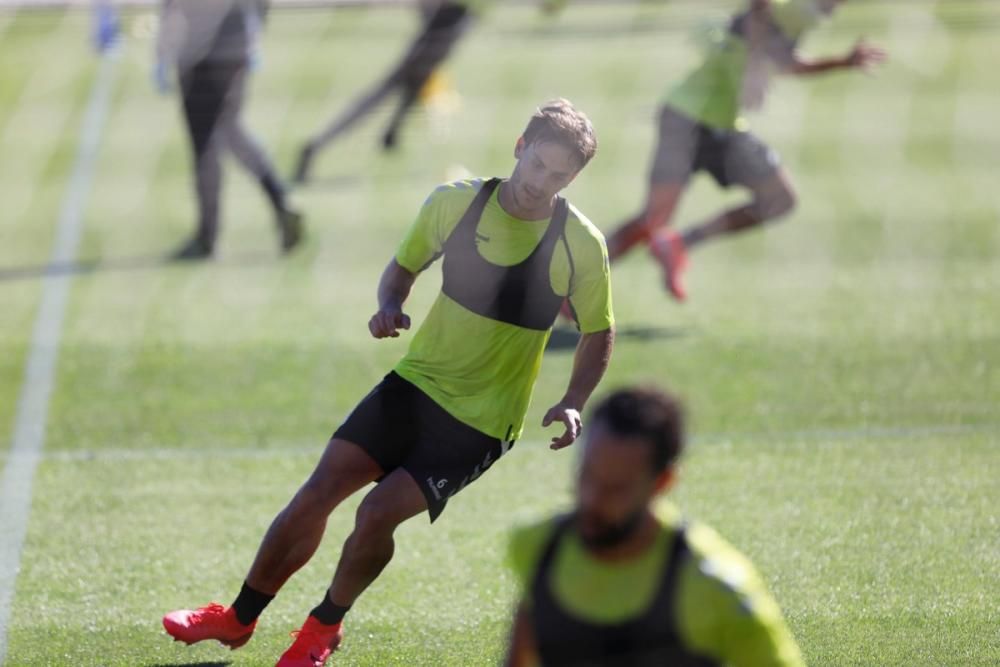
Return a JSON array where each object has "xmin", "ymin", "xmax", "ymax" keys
[
  {"xmin": 605, "ymin": 0, "xmax": 885, "ymax": 301},
  {"xmin": 156, "ymin": 0, "xmax": 302, "ymax": 259},
  {"xmin": 505, "ymin": 386, "xmax": 805, "ymax": 667}
]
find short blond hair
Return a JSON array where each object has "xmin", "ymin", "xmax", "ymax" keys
[{"xmin": 521, "ymin": 98, "xmax": 597, "ymax": 169}]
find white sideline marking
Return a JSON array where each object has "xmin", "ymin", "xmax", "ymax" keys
[{"xmin": 0, "ymin": 49, "xmax": 118, "ymax": 661}]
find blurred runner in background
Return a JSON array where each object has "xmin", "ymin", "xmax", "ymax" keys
[{"xmin": 156, "ymin": 0, "xmax": 303, "ymax": 259}]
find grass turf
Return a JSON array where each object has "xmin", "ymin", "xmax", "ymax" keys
[{"xmin": 1, "ymin": 1, "xmax": 998, "ymax": 665}]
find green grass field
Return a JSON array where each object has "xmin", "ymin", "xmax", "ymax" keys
[{"xmin": 1, "ymin": 1, "xmax": 998, "ymax": 665}]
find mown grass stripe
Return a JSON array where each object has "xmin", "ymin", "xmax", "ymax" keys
[{"xmin": 0, "ymin": 47, "xmax": 118, "ymax": 662}]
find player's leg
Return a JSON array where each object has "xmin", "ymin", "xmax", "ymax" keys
[
  {"xmin": 650, "ymin": 130, "xmax": 793, "ymax": 300},
  {"xmin": 605, "ymin": 106, "xmax": 696, "ymax": 262},
  {"xmin": 162, "ymin": 438, "xmax": 383, "ymax": 650},
  {"xmin": 295, "ymin": 75, "xmax": 397, "ymax": 183},
  {"xmin": 328, "ymin": 469, "xmax": 428, "ymax": 606},
  {"xmin": 606, "ymin": 182, "xmax": 686, "ymax": 261},
  {"xmin": 678, "ymin": 133, "xmax": 795, "ymax": 249},
  {"xmin": 163, "ymin": 374, "xmax": 408, "ymax": 650},
  {"xmin": 381, "ymin": 84, "xmax": 421, "ymax": 151},
  {"xmin": 275, "ymin": 469, "xmax": 427, "ymax": 666},
  {"xmin": 244, "ymin": 438, "xmax": 386, "ymax": 595},
  {"xmin": 219, "ymin": 68, "xmax": 304, "ymax": 252},
  {"xmin": 381, "ymin": 6, "xmax": 470, "ymax": 150},
  {"xmin": 174, "ymin": 61, "xmax": 230, "ymax": 259}
]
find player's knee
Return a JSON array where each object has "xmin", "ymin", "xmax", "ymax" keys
[
  {"xmin": 292, "ymin": 475, "xmax": 343, "ymax": 516},
  {"xmin": 353, "ymin": 498, "xmax": 402, "ymax": 539},
  {"xmin": 753, "ymin": 183, "xmax": 796, "ymax": 221}
]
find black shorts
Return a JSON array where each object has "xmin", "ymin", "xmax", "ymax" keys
[
  {"xmin": 333, "ymin": 372, "xmax": 514, "ymax": 522},
  {"xmin": 649, "ymin": 105, "xmax": 781, "ymax": 188}
]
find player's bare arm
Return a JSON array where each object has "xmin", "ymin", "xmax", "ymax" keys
[
  {"xmin": 369, "ymin": 259, "xmax": 415, "ymax": 339},
  {"xmin": 786, "ymin": 38, "xmax": 887, "ymax": 76},
  {"xmin": 543, "ymin": 326, "xmax": 615, "ymax": 450}
]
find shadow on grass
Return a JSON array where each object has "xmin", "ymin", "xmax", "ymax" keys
[
  {"xmin": 0, "ymin": 251, "xmax": 281, "ymax": 283},
  {"xmin": 546, "ymin": 324, "xmax": 688, "ymax": 352}
]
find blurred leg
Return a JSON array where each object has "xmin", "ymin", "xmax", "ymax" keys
[
  {"xmin": 179, "ymin": 62, "xmax": 234, "ymax": 251},
  {"xmin": 681, "ymin": 166, "xmax": 797, "ymax": 249},
  {"xmin": 606, "ymin": 182, "xmax": 686, "ymax": 261}
]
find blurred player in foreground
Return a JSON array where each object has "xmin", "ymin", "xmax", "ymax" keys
[
  {"xmin": 156, "ymin": 0, "xmax": 302, "ymax": 259},
  {"xmin": 163, "ymin": 99, "xmax": 614, "ymax": 666},
  {"xmin": 505, "ymin": 386, "xmax": 805, "ymax": 666},
  {"xmin": 606, "ymin": 0, "xmax": 885, "ymax": 301}
]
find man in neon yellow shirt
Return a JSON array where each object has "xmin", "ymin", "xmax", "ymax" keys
[
  {"xmin": 605, "ymin": 0, "xmax": 886, "ymax": 301},
  {"xmin": 506, "ymin": 386, "xmax": 804, "ymax": 666},
  {"xmin": 163, "ymin": 99, "xmax": 615, "ymax": 666}
]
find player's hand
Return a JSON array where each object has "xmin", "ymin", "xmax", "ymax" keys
[
  {"xmin": 847, "ymin": 39, "xmax": 887, "ymax": 73},
  {"xmin": 368, "ymin": 307, "xmax": 411, "ymax": 339},
  {"xmin": 542, "ymin": 403, "xmax": 582, "ymax": 450}
]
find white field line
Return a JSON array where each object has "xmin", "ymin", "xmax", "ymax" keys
[
  {"xmin": 0, "ymin": 48, "xmax": 118, "ymax": 661},
  {"xmin": 0, "ymin": 421, "xmax": 994, "ymax": 466}
]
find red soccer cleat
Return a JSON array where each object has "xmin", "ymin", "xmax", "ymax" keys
[
  {"xmin": 649, "ymin": 228, "xmax": 689, "ymax": 302},
  {"xmin": 276, "ymin": 617, "xmax": 344, "ymax": 667},
  {"xmin": 162, "ymin": 602, "xmax": 256, "ymax": 650}
]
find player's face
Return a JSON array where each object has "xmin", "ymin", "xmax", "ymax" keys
[
  {"xmin": 507, "ymin": 139, "xmax": 582, "ymax": 218},
  {"xmin": 575, "ymin": 424, "xmax": 659, "ymax": 550}
]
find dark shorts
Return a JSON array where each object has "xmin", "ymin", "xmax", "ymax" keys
[
  {"xmin": 649, "ymin": 105, "xmax": 781, "ymax": 188},
  {"xmin": 333, "ymin": 372, "xmax": 514, "ymax": 522}
]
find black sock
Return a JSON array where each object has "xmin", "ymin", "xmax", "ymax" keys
[
  {"xmin": 231, "ymin": 581, "xmax": 275, "ymax": 626},
  {"xmin": 310, "ymin": 593, "xmax": 350, "ymax": 626}
]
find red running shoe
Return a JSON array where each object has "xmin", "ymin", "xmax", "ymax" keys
[
  {"xmin": 649, "ymin": 228, "xmax": 689, "ymax": 301},
  {"xmin": 162, "ymin": 602, "xmax": 255, "ymax": 650},
  {"xmin": 275, "ymin": 617, "xmax": 344, "ymax": 667}
]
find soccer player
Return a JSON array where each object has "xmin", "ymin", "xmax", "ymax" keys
[
  {"xmin": 163, "ymin": 99, "xmax": 615, "ymax": 666},
  {"xmin": 605, "ymin": 0, "xmax": 886, "ymax": 301},
  {"xmin": 155, "ymin": 0, "xmax": 302, "ymax": 259},
  {"xmin": 505, "ymin": 386, "xmax": 805, "ymax": 666},
  {"xmin": 293, "ymin": 0, "xmax": 479, "ymax": 182}
]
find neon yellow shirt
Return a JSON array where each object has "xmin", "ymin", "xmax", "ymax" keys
[
  {"xmin": 394, "ymin": 178, "xmax": 613, "ymax": 441},
  {"xmin": 508, "ymin": 502, "xmax": 805, "ymax": 666},
  {"xmin": 665, "ymin": 0, "xmax": 822, "ymax": 130}
]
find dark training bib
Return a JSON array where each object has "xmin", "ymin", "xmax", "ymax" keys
[{"xmin": 441, "ymin": 178, "xmax": 567, "ymax": 331}]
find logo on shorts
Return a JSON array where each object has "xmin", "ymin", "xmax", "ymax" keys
[{"xmin": 426, "ymin": 476, "xmax": 449, "ymax": 501}]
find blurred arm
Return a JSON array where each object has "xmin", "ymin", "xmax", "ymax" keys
[
  {"xmin": 504, "ymin": 604, "xmax": 538, "ymax": 667},
  {"xmin": 785, "ymin": 39, "xmax": 887, "ymax": 76}
]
